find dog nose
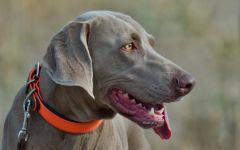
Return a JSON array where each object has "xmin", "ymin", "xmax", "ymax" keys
[{"xmin": 175, "ymin": 73, "xmax": 196, "ymax": 96}]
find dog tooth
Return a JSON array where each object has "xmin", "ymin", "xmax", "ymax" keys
[
  {"xmin": 157, "ymin": 108, "xmax": 164, "ymax": 114},
  {"xmin": 158, "ymin": 114, "xmax": 164, "ymax": 119},
  {"xmin": 137, "ymin": 103, "xmax": 142, "ymax": 107},
  {"xmin": 149, "ymin": 108, "xmax": 155, "ymax": 115},
  {"xmin": 123, "ymin": 93, "xmax": 129, "ymax": 97},
  {"xmin": 143, "ymin": 121, "xmax": 151, "ymax": 125},
  {"xmin": 119, "ymin": 90, "xmax": 123, "ymax": 94},
  {"xmin": 146, "ymin": 121, "xmax": 152, "ymax": 125},
  {"xmin": 131, "ymin": 99, "xmax": 136, "ymax": 103},
  {"xmin": 154, "ymin": 113, "xmax": 164, "ymax": 120},
  {"xmin": 150, "ymin": 122, "xmax": 154, "ymax": 125}
]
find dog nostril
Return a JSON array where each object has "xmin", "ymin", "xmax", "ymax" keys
[
  {"xmin": 175, "ymin": 73, "xmax": 196, "ymax": 95},
  {"xmin": 185, "ymin": 83, "xmax": 193, "ymax": 90}
]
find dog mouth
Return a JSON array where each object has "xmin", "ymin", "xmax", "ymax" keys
[{"xmin": 108, "ymin": 89, "xmax": 172, "ymax": 140}]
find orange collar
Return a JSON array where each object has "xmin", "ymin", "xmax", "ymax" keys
[{"xmin": 26, "ymin": 64, "xmax": 103, "ymax": 134}]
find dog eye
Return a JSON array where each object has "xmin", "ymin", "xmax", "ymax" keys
[{"xmin": 121, "ymin": 43, "xmax": 136, "ymax": 52}]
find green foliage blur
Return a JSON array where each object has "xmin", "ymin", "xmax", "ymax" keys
[{"xmin": 0, "ymin": 0, "xmax": 239, "ymax": 150}]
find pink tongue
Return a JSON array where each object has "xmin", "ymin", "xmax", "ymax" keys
[{"xmin": 153, "ymin": 105, "xmax": 172, "ymax": 140}]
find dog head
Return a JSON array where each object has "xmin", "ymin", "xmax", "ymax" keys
[{"xmin": 43, "ymin": 11, "xmax": 196, "ymax": 139}]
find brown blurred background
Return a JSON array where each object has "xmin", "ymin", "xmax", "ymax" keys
[{"xmin": 0, "ymin": 0, "xmax": 239, "ymax": 150}]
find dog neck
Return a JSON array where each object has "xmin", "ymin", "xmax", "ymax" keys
[{"xmin": 39, "ymin": 67, "xmax": 107, "ymax": 122}]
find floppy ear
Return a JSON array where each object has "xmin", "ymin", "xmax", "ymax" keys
[{"xmin": 43, "ymin": 21, "xmax": 94, "ymax": 98}]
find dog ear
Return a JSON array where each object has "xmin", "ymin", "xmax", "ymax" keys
[{"xmin": 43, "ymin": 21, "xmax": 94, "ymax": 98}]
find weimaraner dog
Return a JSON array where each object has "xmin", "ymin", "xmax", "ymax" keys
[{"xmin": 2, "ymin": 11, "xmax": 195, "ymax": 150}]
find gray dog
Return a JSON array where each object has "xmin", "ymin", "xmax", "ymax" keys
[{"xmin": 2, "ymin": 11, "xmax": 195, "ymax": 150}]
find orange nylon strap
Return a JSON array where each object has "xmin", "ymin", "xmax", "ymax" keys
[{"xmin": 27, "ymin": 64, "xmax": 103, "ymax": 134}]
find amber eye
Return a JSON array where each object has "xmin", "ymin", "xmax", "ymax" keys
[{"xmin": 121, "ymin": 43, "xmax": 136, "ymax": 52}]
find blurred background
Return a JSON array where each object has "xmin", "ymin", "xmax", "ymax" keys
[{"xmin": 0, "ymin": 0, "xmax": 239, "ymax": 149}]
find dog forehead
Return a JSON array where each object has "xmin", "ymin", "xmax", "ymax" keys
[
  {"xmin": 76, "ymin": 11, "xmax": 134, "ymax": 24},
  {"xmin": 75, "ymin": 11, "xmax": 146, "ymax": 34}
]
